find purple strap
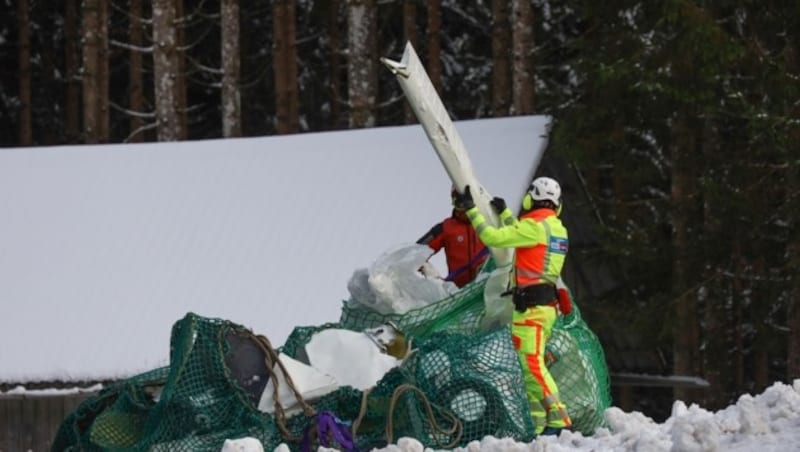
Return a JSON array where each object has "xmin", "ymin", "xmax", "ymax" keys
[
  {"xmin": 301, "ymin": 411, "xmax": 358, "ymax": 452},
  {"xmin": 444, "ymin": 247, "xmax": 489, "ymax": 282}
]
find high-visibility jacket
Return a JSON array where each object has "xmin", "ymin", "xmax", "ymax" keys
[
  {"xmin": 417, "ymin": 210, "xmax": 487, "ymax": 288},
  {"xmin": 466, "ymin": 207, "xmax": 568, "ymax": 288},
  {"xmin": 468, "ymin": 205, "xmax": 572, "ymax": 432}
]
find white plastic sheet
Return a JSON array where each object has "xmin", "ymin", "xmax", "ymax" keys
[
  {"xmin": 305, "ymin": 329, "xmax": 401, "ymax": 390},
  {"xmin": 346, "ymin": 244, "xmax": 459, "ymax": 315},
  {"xmin": 257, "ymin": 329, "xmax": 404, "ymax": 417},
  {"xmin": 257, "ymin": 353, "xmax": 338, "ymax": 416}
]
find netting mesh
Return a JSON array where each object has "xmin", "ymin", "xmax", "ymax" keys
[
  {"xmin": 337, "ymin": 273, "xmax": 612, "ymax": 437},
  {"xmin": 52, "ymin": 270, "xmax": 610, "ymax": 452}
]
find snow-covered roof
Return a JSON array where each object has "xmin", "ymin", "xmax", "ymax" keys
[{"xmin": 0, "ymin": 116, "xmax": 549, "ymax": 383}]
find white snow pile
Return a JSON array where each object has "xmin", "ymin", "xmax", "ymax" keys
[
  {"xmin": 472, "ymin": 379, "xmax": 800, "ymax": 452},
  {"xmin": 228, "ymin": 379, "xmax": 800, "ymax": 452}
]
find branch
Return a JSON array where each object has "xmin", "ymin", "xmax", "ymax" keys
[
  {"xmin": 176, "ymin": 0, "xmax": 218, "ymax": 26},
  {"xmin": 186, "ymin": 54, "xmax": 223, "ymax": 76},
  {"xmin": 377, "ymin": 94, "xmax": 405, "ymax": 109},
  {"xmin": 572, "ymin": 162, "xmax": 607, "ymax": 226},
  {"xmin": 110, "ymin": 1, "xmax": 153, "ymax": 26},
  {"xmin": 110, "ymin": 39, "xmax": 153, "ymax": 53},
  {"xmin": 124, "ymin": 122, "xmax": 157, "ymax": 143},
  {"xmin": 716, "ymin": 269, "xmax": 791, "ymax": 283},
  {"xmin": 296, "ymin": 32, "xmax": 323, "ymax": 46},
  {"xmin": 109, "ymin": 101, "xmax": 156, "ymax": 119},
  {"xmin": 180, "ymin": 22, "xmax": 216, "ymax": 52}
]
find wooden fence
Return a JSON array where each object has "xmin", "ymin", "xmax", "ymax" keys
[{"xmin": 1, "ymin": 392, "xmax": 96, "ymax": 452}]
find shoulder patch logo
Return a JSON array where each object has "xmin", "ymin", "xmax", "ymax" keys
[{"xmin": 549, "ymin": 237, "xmax": 568, "ymax": 254}]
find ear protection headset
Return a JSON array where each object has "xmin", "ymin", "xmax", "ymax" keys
[{"xmin": 521, "ymin": 192, "xmax": 534, "ymax": 211}]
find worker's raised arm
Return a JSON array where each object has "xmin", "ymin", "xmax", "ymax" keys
[{"xmin": 466, "ymin": 207, "xmax": 544, "ymax": 248}]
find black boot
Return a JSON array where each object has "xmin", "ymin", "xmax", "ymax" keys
[{"xmin": 540, "ymin": 426, "xmax": 563, "ymax": 436}]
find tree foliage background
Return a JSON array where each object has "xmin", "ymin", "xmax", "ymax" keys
[{"xmin": 1, "ymin": 0, "xmax": 798, "ymax": 421}]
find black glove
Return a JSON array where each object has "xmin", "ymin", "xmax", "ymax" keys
[
  {"xmin": 490, "ymin": 197, "xmax": 507, "ymax": 214},
  {"xmin": 455, "ymin": 185, "xmax": 475, "ymax": 210}
]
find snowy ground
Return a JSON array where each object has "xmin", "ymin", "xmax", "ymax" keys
[{"xmin": 231, "ymin": 379, "xmax": 800, "ymax": 452}]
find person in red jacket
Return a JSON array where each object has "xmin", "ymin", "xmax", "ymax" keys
[{"xmin": 416, "ymin": 187, "xmax": 488, "ymax": 288}]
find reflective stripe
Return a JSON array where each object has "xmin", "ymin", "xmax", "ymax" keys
[
  {"xmin": 541, "ymin": 394, "xmax": 560, "ymax": 409},
  {"xmin": 525, "ymin": 345, "xmax": 553, "ymax": 398},
  {"xmin": 529, "ymin": 398, "xmax": 547, "ymax": 434},
  {"xmin": 541, "ymin": 221, "xmax": 553, "ymax": 280},
  {"xmin": 541, "ymin": 394, "xmax": 571, "ymax": 427},
  {"xmin": 516, "ymin": 268, "xmax": 543, "ymax": 280},
  {"xmin": 467, "ymin": 208, "xmax": 488, "ymax": 235},
  {"xmin": 516, "ymin": 268, "xmax": 558, "ymax": 286},
  {"xmin": 547, "ymin": 407, "xmax": 571, "ymax": 427}
]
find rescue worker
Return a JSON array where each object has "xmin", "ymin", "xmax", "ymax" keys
[
  {"xmin": 455, "ymin": 177, "xmax": 572, "ymax": 436},
  {"xmin": 416, "ymin": 187, "xmax": 488, "ymax": 288}
]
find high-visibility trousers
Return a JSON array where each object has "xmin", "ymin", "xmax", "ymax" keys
[{"xmin": 511, "ymin": 304, "xmax": 572, "ymax": 433}]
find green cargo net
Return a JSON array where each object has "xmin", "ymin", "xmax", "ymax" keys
[
  {"xmin": 338, "ymin": 268, "xmax": 612, "ymax": 437},
  {"xmin": 52, "ymin": 266, "xmax": 610, "ymax": 451}
]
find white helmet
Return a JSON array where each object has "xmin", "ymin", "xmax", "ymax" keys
[{"xmin": 528, "ymin": 177, "xmax": 562, "ymax": 207}]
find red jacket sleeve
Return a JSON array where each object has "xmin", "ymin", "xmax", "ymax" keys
[
  {"xmin": 417, "ymin": 222, "xmax": 445, "ymax": 253},
  {"xmin": 556, "ymin": 278, "xmax": 572, "ymax": 315}
]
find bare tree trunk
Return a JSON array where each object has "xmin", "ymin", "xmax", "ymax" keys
[
  {"xmin": 733, "ymin": 247, "xmax": 745, "ymax": 390},
  {"xmin": 273, "ymin": 0, "xmax": 299, "ymax": 134},
  {"xmin": 152, "ymin": 0, "xmax": 183, "ymax": 141},
  {"xmin": 785, "ymin": 45, "xmax": 800, "ymax": 380},
  {"xmin": 175, "ymin": 0, "xmax": 188, "ymax": 139},
  {"xmin": 346, "ymin": 0, "xmax": 377, "ymax": 128},
  {"xmin": 327, "ymin": 0, "xmax": 341, "ymax": 129},
  {"xmin": 511, "ymin": 0, "xmax": 534, "ymax": 114},
  {"xmin": 128, "ymin": 0, "xmax": 145, "ymax": 142},
  {"xmin": 64, "ymin": 0, "xmax": 81, "ymax": 143},
  {"xmin": 82, "ymin": 0, "xmax": 100, "ymax": 143},
  {"xmin": 491, "ymin": 0, "xmax": 511, "ymax": 117},
  {"xmin": 41, "ymin": 29, "xmax": 59, "ymax": 145},
  {"xmin": 671, "ymin": 117, "xmax": 698, "ymax": 403},
  {"xmin": 789, "ymin": 197, "xmax": 800, "ymax": 377},
  {"xmin": 791, "ymin": 302, "xmax": 800, "ymax": 378},
  {"xmin": 753, "ymin": 314, "xmax": 769, "ymax": 394},
  {"xmin": 701, "ymin": 275, "xmax": 725, "ymax": 407},
  {"xmin": 700, "ymin": 120, "xmax": 725, "ymax": 408},
  {"xmin": 402, "ymin": 0, "xmax": 418, "ymax": 124},
  {"xmin": 221, "ymin": 0, "xmax": 242, "ymax": 137},
  {"xmin": 426, "ymin": 0, "xmax": 442, "ymax": 94},
  {"xmin": 752, "ymin": 257, "xmax": 770, "ymax": 393},
  {"xmin": 17, "ymin": 0, "xmax": 32, "ymax": 145},
  {"xmin": 97, "ymin": 0, "xmax": 110, "ymax": 141},
  {"xmin": 789, "ymin": 158, "xmax": 800, "ymax": 376}
]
